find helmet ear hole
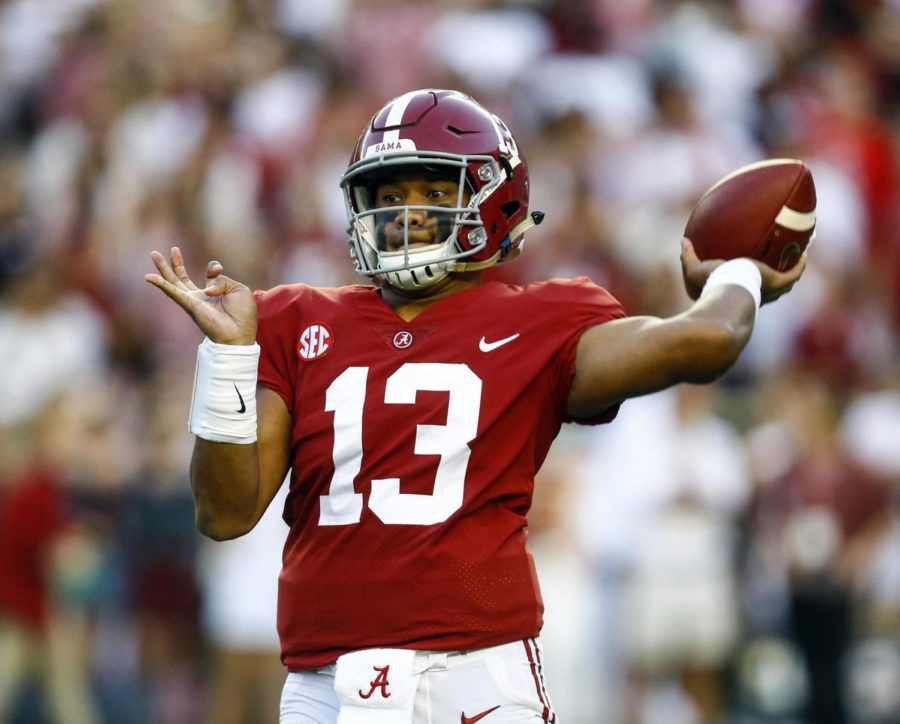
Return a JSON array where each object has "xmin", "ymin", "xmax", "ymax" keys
[{"xmin": 501, "ymin": 201, "xmax": 521, "ymax": 219}]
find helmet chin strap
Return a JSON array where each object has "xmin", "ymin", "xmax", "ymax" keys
[
  {"xmin": 381, "ymin": 267, "xmax": 453, "ymax": 297},
  {"xmin": 453, "ymin": 211, "xmax": 545, "ymax": 272}
]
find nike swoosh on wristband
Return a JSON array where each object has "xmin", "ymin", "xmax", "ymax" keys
[
  {"xmin": 478, "ymin": 333, "xmax": 520, "ymax": 352},
  {"xmin": 461, "ymin": 705, "xmax": 501, "ymax": 724},
  {"xmin": 233, "ymin": 382, "xmax": 247, "ymax": 414}
]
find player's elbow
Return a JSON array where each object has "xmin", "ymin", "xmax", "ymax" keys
[
  {"xmin": 680, "ymin": 318, "xmax": 748, "ymax": 383},
  {"xmin": 195, "ymin": 508, "xmax": 254, "ymax": 541}
]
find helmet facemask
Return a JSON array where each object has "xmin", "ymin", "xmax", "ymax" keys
[{"xmin": 341, "ymin": 152, "xmax": 501, "ymax": 292}]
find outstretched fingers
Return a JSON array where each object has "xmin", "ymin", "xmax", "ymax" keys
[
  {"xmin": 145, "ymin": 248, "xmax": 215, "ymax": 310},
  {"xmin": 171, "ymin": 247, "xmax": 200, "ymax": 290},
  {"xmin": 145, "ymin": 250, "xmax": 258, "ymax": 344},
  {"xmin": 144, "ymin": 270, "xmax": 204, "ymax": 311},
  {"xmin": 149, "ymin": 249, "xmax": 188, "ymax": 290}
]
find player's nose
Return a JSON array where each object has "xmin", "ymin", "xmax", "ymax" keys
[{"xmin": 397, "ymin": 206, "xmax": 429, "ymax": 227}]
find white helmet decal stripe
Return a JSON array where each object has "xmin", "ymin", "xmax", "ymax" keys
[{"xmin": 381, "ymin": 91, "xmax": 421, "ymax": 145}]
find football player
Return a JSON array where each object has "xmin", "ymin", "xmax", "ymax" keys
[{"xmin": 146, "ymin": 89, "xmax": 804, "ymax": 723}]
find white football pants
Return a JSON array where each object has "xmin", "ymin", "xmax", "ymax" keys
[{"xmin": 279, "ymin": 638, "xmax": 557, "ymax": 723}]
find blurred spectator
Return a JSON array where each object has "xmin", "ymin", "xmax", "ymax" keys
[
  {"xmin": 119, "ymin": 395, "xmax": 204, "ymax": 724},
  {"xmin": 423, "ymin": 4, "xmax": 555, "ymax": 97},
  {"xmin": 596, "ymin": 63, "xmax": 759, "ymax": 278},
  {"xmin": 841, "ymin": 380, "xmax": 900, "ymax": 643},
  {"xmin": 744, "ymin": 370, "xmax": 893, "ymax": 723},
  {"xmin": 0, "ymin": 419, "xmax": 67, "ymax": 722},
  {"xmin": 575, "ymin": 384, "xmax": 751, "ymax": 723},
  {"xmin": 529, "ymin": 431, "xmax": 607, "ymax": 724},
  {"xmin": 0, "ymin": 396, "xmax": 106, "ymax": 724},
  {"xmin": 0, "ymin": 257, "xmax": 108, "ymax": 427},
  {"xmin": 201, "ymin": 483, "xmax": 288, "ymax": 724}
]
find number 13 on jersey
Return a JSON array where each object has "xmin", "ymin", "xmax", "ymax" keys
[{"xmin": 319, "ymin": 363, "xmax": 483, "ymax": 527}]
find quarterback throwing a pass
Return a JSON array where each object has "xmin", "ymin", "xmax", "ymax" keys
[{"xmin": 146, "ymin": 89, "xmax": 804, "ymax": 723}]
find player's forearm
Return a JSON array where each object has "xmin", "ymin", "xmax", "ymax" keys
[
  {"xmin": 677, "ymin": 285, "xmax": 757, "ymax": 381},
  {"xmin": 190, "ymin": 439, "xmax": 262, "ymax": 540},
  {"xmin": 568, "ymin": 287, "xmax": 756, "ymax": 417},
  {"xmin": 598, "ymin": 310, "xmax": 749, "ymax": 399}
]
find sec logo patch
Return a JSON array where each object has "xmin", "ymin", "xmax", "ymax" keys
[{"xmin": 298, "ymin": 323, "xmax": 333, "ymax": 361}]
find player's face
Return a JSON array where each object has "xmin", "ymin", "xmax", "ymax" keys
[{"xmin": 373, "ymin": 175, "xmax": 467, "ymax": 251}]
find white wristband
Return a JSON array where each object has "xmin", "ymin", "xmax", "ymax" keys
[
  {"xmin": 700, "ymin": 258, "xmax": 762, "ymax": 314},
  {"xmin": 190, "ymin": 337, "xmax": 260, "ymax": 444}
]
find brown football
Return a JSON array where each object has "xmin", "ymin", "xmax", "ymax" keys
[{"xmin": 684, "ymin": 159, "xmax": 816, "ymax": 271}]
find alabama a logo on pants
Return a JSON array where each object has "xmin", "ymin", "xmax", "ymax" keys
[{"xmin": 358, "ymin": 665, "xmax": 391, "ymax": 699}]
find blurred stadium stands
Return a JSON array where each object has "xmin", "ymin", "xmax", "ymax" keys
[{"xmin": 1, "ymin": 1, "xmax": 899, "ymax": 722}]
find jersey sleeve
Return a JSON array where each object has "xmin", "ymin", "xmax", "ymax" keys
[
  {"xmin": 254, "ymin": 287, "xmax": 300, "ymax": 413},
  {"xmin": 539, "ymin": 277, "xmax": 627, "ymax": 426}
]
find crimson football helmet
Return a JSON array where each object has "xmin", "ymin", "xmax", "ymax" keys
[{"xmin": 340, "ymin": 89, "xmax": 542, "ymax": 291}]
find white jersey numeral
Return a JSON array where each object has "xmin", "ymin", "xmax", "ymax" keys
[
  {"xmin": 318, "ymin": 363, "xmax": 482, "ymax": 526},
  {"xmin": 319, "ymin": 366, "xmax": 367, "ymax": 525}
]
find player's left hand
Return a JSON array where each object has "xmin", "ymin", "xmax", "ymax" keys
[
  {"xmin": 144, "ymin": 247, "xmax": 258, "ymax": 345},
  {"xmin": 680, "ymin": 238, "xmax": 807, "ymax": 305}
]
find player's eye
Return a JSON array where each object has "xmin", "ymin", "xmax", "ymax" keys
[
  {"xmin": 379, "ymin": 192, "xmax": 402, "ymax": 206},
  {"xmin": 429, "ymin": 187, "xmax": 457, "ymax": 205}
]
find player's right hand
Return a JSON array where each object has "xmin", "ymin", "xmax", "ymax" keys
[
  {"xmin": 681, "ymin": 238, "xmax": 808, "ymax": 305},
  {"xmin": 145, "ymin": 247, "xmax": 258, "ymax": 345},
  {"xmin": 754, "ymin": 253, "xmax": 807, "ymax": 305}
]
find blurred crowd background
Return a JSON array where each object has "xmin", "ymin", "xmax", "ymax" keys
[{"xmin": 1, "ymin": 0, "xmax": 900, "ymax": 722}]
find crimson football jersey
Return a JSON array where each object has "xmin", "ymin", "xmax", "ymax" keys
[{"xmin": 254, "ymin": 277, "xmax": 625, "ymax": 670}]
